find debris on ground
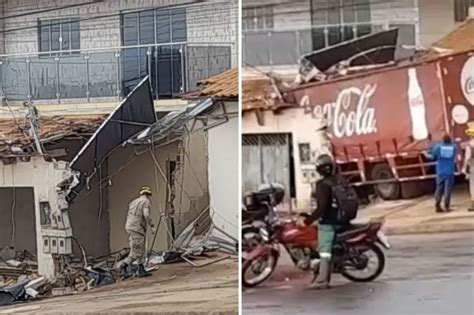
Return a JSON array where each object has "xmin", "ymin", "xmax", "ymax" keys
[{"xmin": 0, "ymin": 217, "xmax": 237, "ymax": 308}]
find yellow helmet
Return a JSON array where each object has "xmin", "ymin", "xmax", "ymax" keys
[
  {"xmin": 466, "ymin": 121, "xmax": 474, "ymax": 137},
  {"xmin": 139, "ymin": 186, "xmax": 152, "ymax": 196}
]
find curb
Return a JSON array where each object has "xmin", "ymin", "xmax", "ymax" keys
[{"xmin": 385, "ymin": 220, "xmax": 474, "ymax": 235}]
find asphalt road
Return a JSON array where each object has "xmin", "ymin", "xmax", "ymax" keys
[{"xmin": 242, "ymin": 231, "xmax": 474, "ymax": 315}]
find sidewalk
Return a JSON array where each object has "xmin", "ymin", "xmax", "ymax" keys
[{"xmin": 356, "ymin": 188, "xmax": 474, "ymax": 235}]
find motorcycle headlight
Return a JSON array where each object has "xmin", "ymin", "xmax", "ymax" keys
[{"xmin": 259, "ymin": 227, "xmax": 269, "ymax": 242}]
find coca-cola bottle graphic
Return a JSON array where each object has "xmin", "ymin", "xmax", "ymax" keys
[{"xmin": 408, "ymin": 67, "xmax": 429, "ymax": 140}]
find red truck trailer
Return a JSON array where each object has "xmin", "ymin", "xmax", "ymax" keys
[{"xmin": 284, "ymin": 51, "xmax": 474, "ymax": 200}]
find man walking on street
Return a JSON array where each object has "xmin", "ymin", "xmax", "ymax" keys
[
  {"xmin": 462, "ymin": 122, "xmax": 474, "ymax": 211},
  {"xmin": 117, "ymin": 186, "xmax": 155, "ymax": 277},
  {"xmin": 427, "ymin": 134, "xmax": 457, "ymax": 213}
]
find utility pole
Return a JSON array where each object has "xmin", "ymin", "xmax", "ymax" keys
[{"xmin": 23, "ymin": 101, "xmax": 44, "ymax": 154}]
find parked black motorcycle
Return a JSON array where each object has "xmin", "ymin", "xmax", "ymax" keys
[{"xmin": 242, "ymin": 184, "xmax": 284, "ymax": 254}]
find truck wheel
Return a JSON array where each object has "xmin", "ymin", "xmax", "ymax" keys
[
  {"xmin": 401, "ymin": 182, "xmax": 425, "ymax": 199},
  {"xmin": 370, "ymin": 163, "xmax": 400, "ymax": 200}
]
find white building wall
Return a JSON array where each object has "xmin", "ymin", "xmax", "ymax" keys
[
  {"xmin": 418, "ymin": 0, "xmax": 457, "ymax": 47},
  {"xmin": 0, "ymin": 157, "xmax": 70, "ymax": 278},
  {"xmin": 208, "ymin": 102, "xmax": 238, "ymax": 240},
  {"xmin": 242, "ymin": 108, "xmax": 328, "ymax": 211}
]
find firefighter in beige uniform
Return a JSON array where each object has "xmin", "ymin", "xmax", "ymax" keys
[
  {"xmin": 462, "ymin": 123, "xmax": 474, "ymax": 211},
  {"xmin": 119, "ymin": 186, "xmax": 155, "ymax": 277}
]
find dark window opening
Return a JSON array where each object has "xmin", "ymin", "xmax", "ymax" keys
[
  {"xmin": 38, "ymin": 18, "xmax": 80, "ymax": 56},
  {"xmin": 121, "ymin": 8, "xmax": 187, "ymax": 98}
]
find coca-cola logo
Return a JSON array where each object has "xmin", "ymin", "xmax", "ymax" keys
[
  {"xmin": 300, "ymin": 84, "xmax": 377, "ymax": 138},
  {"xmin": 461, "ymin": 56, "xmax": 474, "ymax": 106}
]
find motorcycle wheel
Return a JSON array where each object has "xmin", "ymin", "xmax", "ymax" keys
[
  {"xmin": 242, "ymin": 249, "xmax": 278, "ymax": 288},
  {"xmin": 242, "ymin": 228, "xmax": 261, "ymax": 253},
  {"xmin": 340, "ymin": 242, "xmax": 385, "ymax": 283}
]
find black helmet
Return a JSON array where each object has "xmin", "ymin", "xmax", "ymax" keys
[{"xmin": 316, "ymin": 154, "xmax": 334, "ymax": 177}]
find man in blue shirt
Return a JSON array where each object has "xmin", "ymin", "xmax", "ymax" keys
[{"xmin": 428, "ymin": 134, "xmax": 457, "ymax": 213}]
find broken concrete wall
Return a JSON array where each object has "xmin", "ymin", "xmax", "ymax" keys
[
  {"xmin": 0, "ymin": 157, "xmax": 70, "ymax": 278},
  {"xmin": 107, "ymin": 143, "xmax": 179, "ymax": 252},
  {"xmin": 0, "ymin": 187, "xmax": 36, "ymax": 256},
  {"xmin": 107, "ymin": 123, "xmax": 209, "ymax": 252},
  {"xmin": 45, "ymin": 139, "xmax": 111, "ymax": 258},
  {"xmin": 173, "ymin": 119, "xmax": 210, "ymax": 235}
]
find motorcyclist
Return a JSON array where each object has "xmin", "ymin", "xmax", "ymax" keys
[{"xmin": 308, "ymin": 154, "xmax": 350, "ymax": 290}]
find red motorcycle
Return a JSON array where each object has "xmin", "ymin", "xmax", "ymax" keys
[{"xmin": 242, "ymin": 214, "xmax": 391, "ymax": 288}]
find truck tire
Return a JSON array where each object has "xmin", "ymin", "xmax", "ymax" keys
[{"xmin": 370, "ymin": 163, "xmax": 400, "ymax": 200}]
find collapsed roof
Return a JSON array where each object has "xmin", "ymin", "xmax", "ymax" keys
[
  {"xmin": 302, "ymin": 28, "xmax": 398, "ymax": 73},
  {"xmin": 182, "ymin": 68, "xmax": 238, "ymax": 100},
  {"xmin": 69, "ymin": 77, "xmax": 156, "ymax": 176},
  {"xmin": 0, "ymin": 115, "xmax": 105, "ymax": 157}
]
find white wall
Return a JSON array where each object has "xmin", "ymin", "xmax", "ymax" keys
[
  {"xmin": 0, "ymin": 157, "xmax": 70, "ymax": 278},
  {"xmin": 208, "ymin": 102, "xmax": 238, "ymax": 240},
  {"xmin": 418, "ymin": 0, "xmax": 457, "ymax": 47},
  {"xmin": 242, "ymin": 108, "xmax": 329, "ymax": 211}
]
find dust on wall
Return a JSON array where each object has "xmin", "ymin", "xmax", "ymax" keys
[{"xmin": 107, "ymin": 120, "xmax": 209, "ymax": 252}]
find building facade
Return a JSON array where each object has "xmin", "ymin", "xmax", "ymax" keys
[
  {"xmin": 0, "ymin": 0, "xmax": 237, "ymax": 114},
  {"xmin": 242, "ymin": 0, "xmax": 473, "ymax": 70}
]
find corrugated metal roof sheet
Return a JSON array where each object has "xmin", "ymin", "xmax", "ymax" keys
[{"xmin": 197, "ymin": 68, "xmax": 238, "ymax": 99}]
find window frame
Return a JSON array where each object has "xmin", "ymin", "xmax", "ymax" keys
[
  {"xmin": 242, "ymin": 5, "xmax": 274, "ymax": 31},
  {"xmin": 37, "ymin": 17, "xmax": 80, "ymax": 57},
  {"xmin": 310, "ymin": 0, "xmax": 372, "ymax": 50},
  {"xmin": 120, "ymin": 7, "xmax": 188, "ymax": 99}
]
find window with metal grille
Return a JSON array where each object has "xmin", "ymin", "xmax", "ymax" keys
[
  {"xmin": 38, "ymin": 18, "xmax": 80, "ymax": 56},
  {"xmin": 310, "ymin": 0, "xmax": 371, "ymax": 50},
  {"xmin": 242, "ymin": 5, "xmax": 274, "ymax": 31}
]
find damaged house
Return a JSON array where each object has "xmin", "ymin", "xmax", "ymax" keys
[{"xmin": 0, "ymin": 68, "xmax": 238, "ymax": 280}]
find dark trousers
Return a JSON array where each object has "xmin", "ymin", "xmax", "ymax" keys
[{"xmin": 435, "ymin": 175, "xmax": 455, "ymax": 208}]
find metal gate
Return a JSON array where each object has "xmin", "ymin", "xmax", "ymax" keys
[{"xmin": 242, "ymin": 133, "xmax": 292, "ymax": 210}]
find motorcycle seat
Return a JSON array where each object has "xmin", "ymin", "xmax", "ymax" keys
[{"xmin": 335, "ymin": 223, "xmax": 372, "ymax": 242}]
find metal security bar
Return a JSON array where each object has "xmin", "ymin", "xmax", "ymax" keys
[{"xmin": 242, "ymin": 133, "xmax": 292, "ymax": 210}]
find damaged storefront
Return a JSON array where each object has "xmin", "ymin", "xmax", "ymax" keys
[{"xmin": 0, "ymin": 68, "xmax": 238, "ymax": 305}]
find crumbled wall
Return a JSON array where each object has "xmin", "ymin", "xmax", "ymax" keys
[{"xmin": 107, "ymin": 128, "xmax": 209, "ymax": 252}]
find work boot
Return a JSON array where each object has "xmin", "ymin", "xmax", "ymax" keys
[
  {"xmin": 136, "ymin": 264, "xmax": 152, "ymax": 278},
  {"xmin": 435, "ymin": 204, "xmax": 444, "ymax": 213},
  {"xmin": 307, "ymin": 258, "xmax": 331, "ymax": 290}
]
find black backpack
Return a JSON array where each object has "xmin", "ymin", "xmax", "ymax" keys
[{"xmin": 327, "ymin": 176, "xmax": 359, "ymax": 223}]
